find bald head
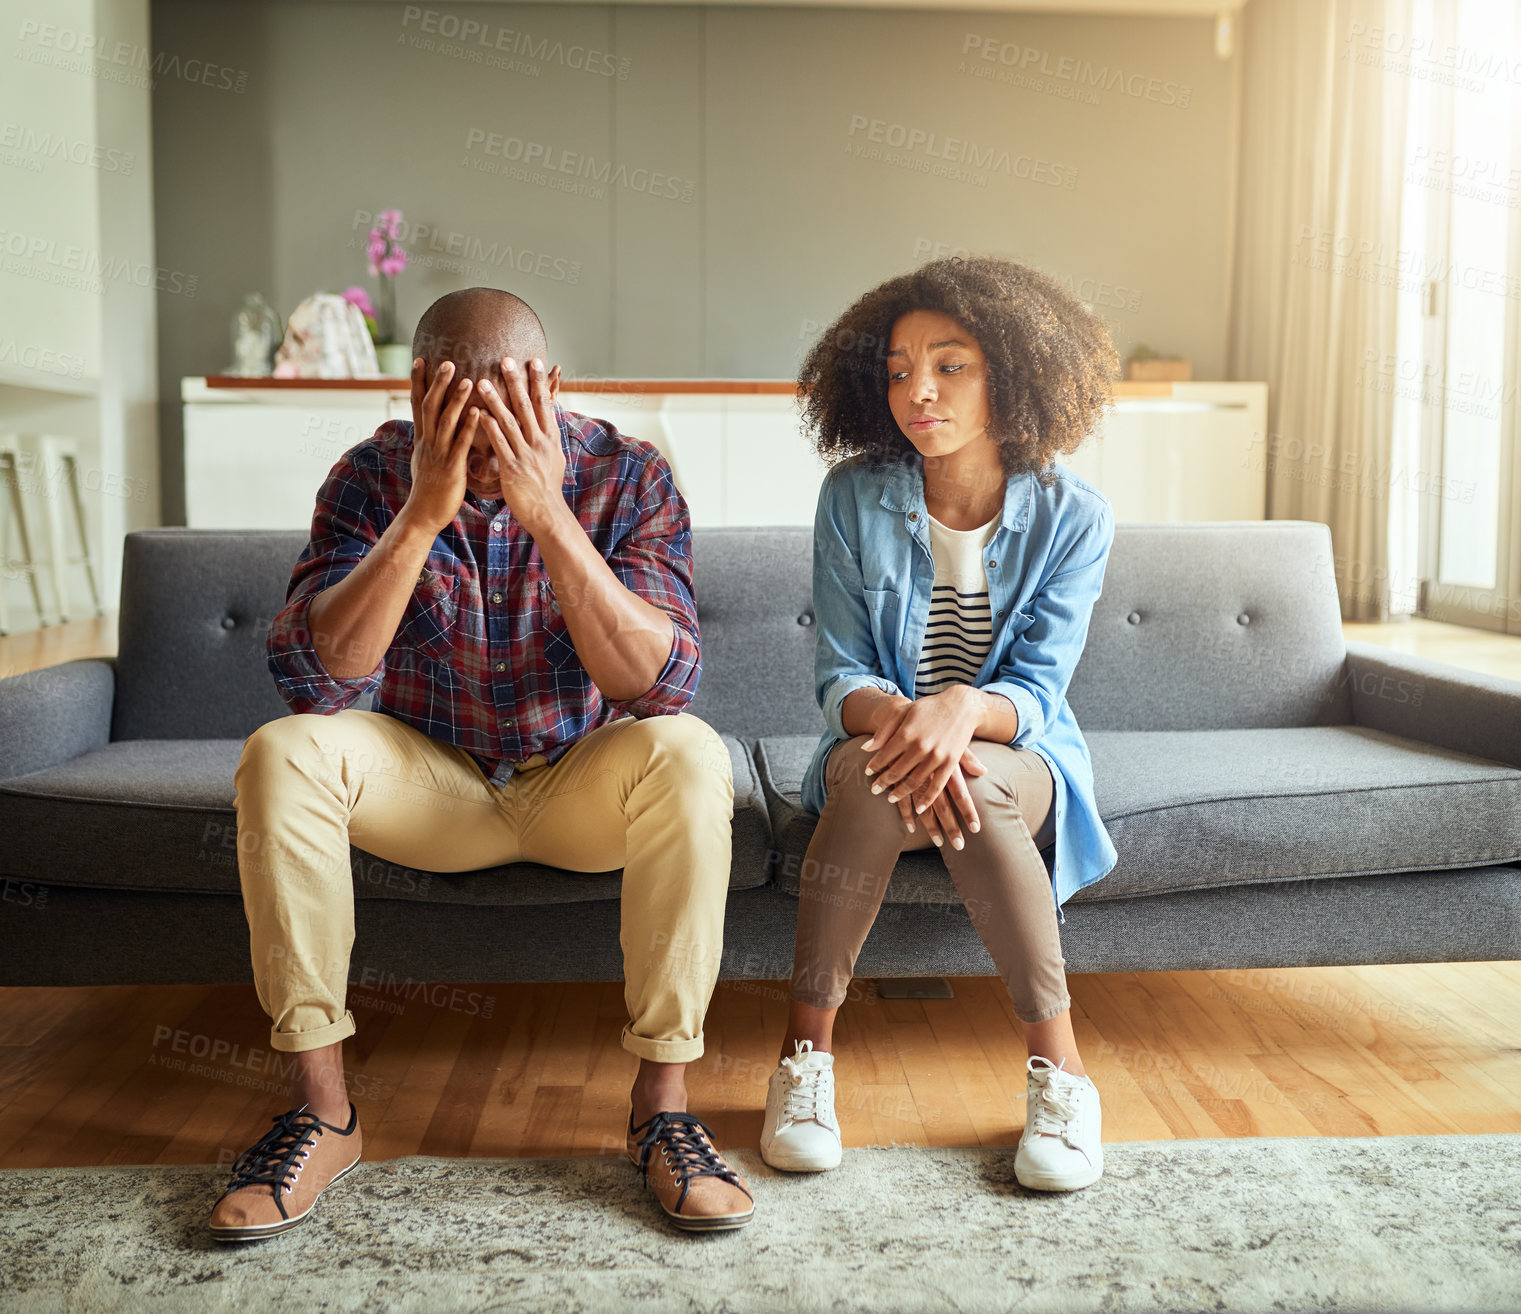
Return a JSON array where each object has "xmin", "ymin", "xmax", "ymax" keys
[
  {"xmin": 409, "ymin": 288, "xmax": 562, "ymax": 500},
  {"xmin": 412, "ymin": 287, "xmax": 549, "ymax": 382}
]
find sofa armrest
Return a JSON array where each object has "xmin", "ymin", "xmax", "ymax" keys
[
  {"xmin": 0, "ymin": 658, "xmax": 116, "ymax": 782},
  {"xmin": 1344, "ymin": 640, "xmax": 1521, "ymax": 769}
]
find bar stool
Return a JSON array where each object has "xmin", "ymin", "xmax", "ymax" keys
[
  {"xmin": 0, "ymin": 435, "xmax": 51, "ymax": 634},
  {"xmin": 34, "ymin": 435, "xmax": 105, "ymax": 623}
]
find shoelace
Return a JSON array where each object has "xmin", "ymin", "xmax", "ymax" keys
[
  {"xmin": 780, "ymin": 1053, "xmax": 834, "ymax": 1128},
  {"xmin": 218, "ymin": 1105, "xmax": 327, "ymax": 1220},
  {"xmin": 632, "ymin": 1111, "xmax": 751, "ymax": 1212},
  {"xmin": 1018, "ymin": 1059, "xmax": 1087, "ymax": 1140},
  {"xmin": 1026, "ymin": 1082, "xmax": 1084, "ymax": 1138}
]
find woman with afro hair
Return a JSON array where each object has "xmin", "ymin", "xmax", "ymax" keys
[{"xmin": 759, "ymin": 256, "xmax": 1121, "ymax": 1193}]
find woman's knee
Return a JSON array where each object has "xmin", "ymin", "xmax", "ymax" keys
[
  {"xmin": 824, "ymin": 735, "xmax": 889, "ymax": 803},
  {"xmin": 963, "ymin": 752, "xmax": 1050, "ymax": 830}
]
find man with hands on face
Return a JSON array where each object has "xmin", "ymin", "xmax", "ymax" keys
[{"xmin": 209, "ymin": 287, "xmax": 754, "ymax": 1243}]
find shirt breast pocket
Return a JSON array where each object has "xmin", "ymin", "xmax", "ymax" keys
[
  {"xmin": 861, "ymin": 586, "xmax": 901, "ymax": 662},
  {"xmin": 403, "ymin": 567, "xmax": 459, "ymax": 662},
  {"xmin": 538, "ymin": 578, "xmax": 578, "ymax": 667}
]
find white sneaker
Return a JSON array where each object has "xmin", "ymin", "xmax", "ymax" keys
[
  {"xmin": 760, "ymin": 1040, "xmax": 842, "ymax": 1172},
  {"xmin": 1013, "ymin": 1055, "xmax": 1103, "ymax": 1191}
]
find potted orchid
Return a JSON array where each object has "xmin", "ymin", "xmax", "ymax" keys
[{"xmin": 359, "ymin": 208, "xmax": 411, "ymax": 376}]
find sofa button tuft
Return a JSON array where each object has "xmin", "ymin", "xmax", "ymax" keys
[
  {"xmin": 221, "ymin": 616, "xmax": 236, "ymax": 630},
  {"xmin": 1237, "ymin": 612, "xmax": 1251, "ymax": 626},
  {"xmin": 1126, "ymin": 611, "xmax": 1141, "ymax": 625},
  {"xmin": 797, "ymin": 612, "xmax": 814, "ymax": 627}
]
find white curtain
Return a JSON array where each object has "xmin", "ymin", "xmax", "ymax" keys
[{"xmin": 1228, "ymin": 0, "xmax": 1414, "ymax": 622}]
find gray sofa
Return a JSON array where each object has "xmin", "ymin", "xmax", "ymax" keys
[{"xmin": 2, "ymin": 521, "xmax": 1519, "ymax": 988}]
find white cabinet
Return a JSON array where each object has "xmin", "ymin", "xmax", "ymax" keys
[
  {"xmin": 183, "ymin": 379, "xmax": 1267, "ymax": 531},
  {"xmin": 1082, "ymin": 383, "xmax": 1269, "ymax": 522},
  {"xmin": 184, "ymin": 382, "xmax": 392, "ymax": 530}
]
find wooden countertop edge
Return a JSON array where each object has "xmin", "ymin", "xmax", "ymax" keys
[
  {"xmin": 200, "ymin": 376, "xmax": 1189, "ymax": 398},
  {"xmin": 202, "ymin": 376, "xmax": 798, "ymax": 395}
]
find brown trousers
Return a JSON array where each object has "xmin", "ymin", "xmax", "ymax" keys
[{"xmin": 790, "ymin": 734, "xmax": 1070, "ymax": 1024}]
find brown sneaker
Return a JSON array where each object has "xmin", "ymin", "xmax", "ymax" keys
[
  {"xmin": 208, "ymin": 1103, "xmax": 363, "ymax": 1242},
  {"xmin": 626, "ymin": 1109, "xmax": 755, "ymax": 1232}
]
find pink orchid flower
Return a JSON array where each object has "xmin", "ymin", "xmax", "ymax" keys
[{"xmin": 341, "ymin": 285, "xmax": 376, "ymax": 319}]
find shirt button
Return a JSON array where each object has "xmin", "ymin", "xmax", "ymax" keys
[
  {"xmin": 988, "ymin": 559, "xmax": 998, "ymax": 569},
  {"xmin": 908, "ymin": 511, "xmax": 919, "ymax": 521},
  {"xmin": 491, "ymin": 521, "xmax": 505, "ymax": 534},
  {"xmin": 492, "ymin": 592, "xmax": 503, "ymax": 604},
  {"xmin": 494, "ymin": 662, "xmax": 506, "ymax": 672}
]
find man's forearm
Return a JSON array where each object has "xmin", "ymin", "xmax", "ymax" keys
[
  {"xmin": 306, "ymin": 510, "xmax": 438, "ymax": 679},
  {"xmin": 531, "ymin": 504, "xmax": 676, "ymax": 702}
]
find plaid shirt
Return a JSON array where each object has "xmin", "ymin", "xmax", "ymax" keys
[{"xmin": 266, "ymin": 405, "xmax": 700, "ymax": 786}]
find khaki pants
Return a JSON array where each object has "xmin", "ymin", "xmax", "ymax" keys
[
  {"xmin": 232, "ymin": 708, "xmax": 734, "ymax": 1062},
  {"xmin": 792, "ymin": 735, "xmax": 1069, "ymax": 1024}
]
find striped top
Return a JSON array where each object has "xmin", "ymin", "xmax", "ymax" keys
[{"xmin": 913, "ymin": 509, "xmax": 1000, "ymax": 697}]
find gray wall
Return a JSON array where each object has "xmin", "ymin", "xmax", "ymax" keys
[{"xmin": 151, "ymin": 0, "xmax": 1236, "ymax": 520}]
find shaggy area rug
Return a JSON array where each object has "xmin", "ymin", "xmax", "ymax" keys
[{"xmin": 3, "ymin": 1136, "xmax": 1519, "ymax": 1313}]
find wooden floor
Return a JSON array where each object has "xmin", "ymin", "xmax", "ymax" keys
[
  {"xmin": 0, "ymin": 612, "xmax": 1518, "ymax": 1169},
  {"xmin": 2, "ymin": 965, "xmax": 1519, "ymax": 1170}
]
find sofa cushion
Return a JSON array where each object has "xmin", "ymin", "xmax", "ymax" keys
[
  {"xmin": 1065, "ymin": 521, "xmax": 1355, "ymax": 731},
  {"xmin": 755, "ymin": 726, "xmax": 1521, "ymax": 904},
  {"xmin": 0, "ymin": 733, "xmax": 770, "ymax": 905},
  {"xmin": 111, "ymin": 530, "xmax": 308, "ymax": 741},
  {"xmin": 682, "ymin": 527, "xmax": 824, "ymax": 740}
]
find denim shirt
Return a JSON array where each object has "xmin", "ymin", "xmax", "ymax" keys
[{"xmin": 800, "ymin": 452, "xmax": 1119, "ymax": 922}]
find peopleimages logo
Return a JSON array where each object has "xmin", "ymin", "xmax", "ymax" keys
[
  {"xmin": 846, "ymin": 116, "xmax": 1078, "ymax": 191},
  {"xmin": 14, "ymin": 20, "xmax": 249, "ymax": 93},
  {"xmin": 1293, "ymin": 224, "xmax": 1521, "ymax": 301},
  {"xmin": 462, "ymin": 129, "xmax": 697, "ymax": 203},
  {"xmin": 399, "ymin": 5, "xmax": 630, "ymax": 79},
  {"xmin": 0, "ymin": 340, "xmax": 86, "ymax": 378},
  {"xmin": 0, "ymin": 123, "xmax": 135, "ymax": 174},
  {"xmin": 347, "ymin": 210, "xmax": 582, "ymax": 285},
  {"xmin": 958, "ymin": 35, "xmax": 1192, "ymax": 109},
  {"xmin": 910, "ymin": 240, "xmax": 1143, "ymax": 313},
  {"xmin": 0, "ymin": 228, "xmax": 197, "ymax": 297}
]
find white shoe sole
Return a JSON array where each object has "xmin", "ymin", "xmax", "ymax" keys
[
  {"xmin": 760, "ymin": 1140, "xmax": 842, "ymax": 1173},
  {"xmin": 1015, "ymin": 1155, "xmax": 1103, "ymax": 1192}
]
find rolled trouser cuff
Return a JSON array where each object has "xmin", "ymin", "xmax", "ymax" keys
[
  {"xmin": 1015, "ymin": 995, "xmax": 1073, "ymax": 1025},
  {"xmin": 620, "ymin": 1024, "xmax": 705, "ymax": 1065},
  {"xmin": 269, "ymin": 1010, "xmax": 357, "ymax": 1054}
]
